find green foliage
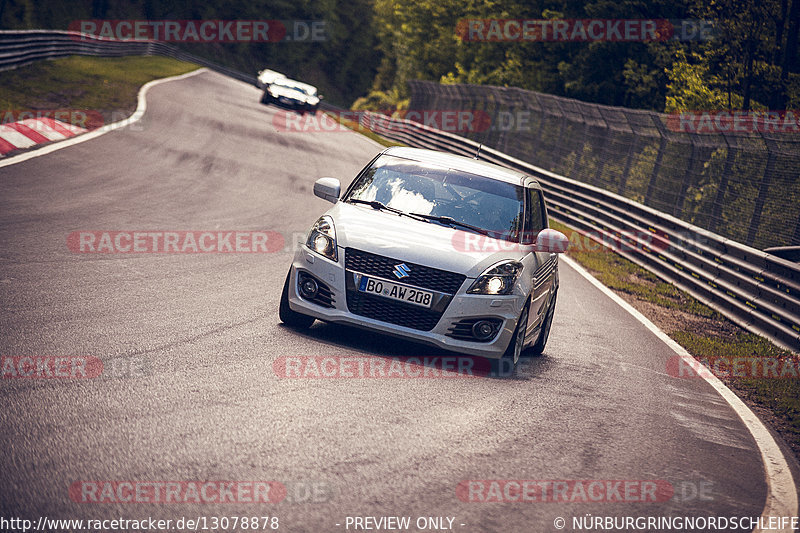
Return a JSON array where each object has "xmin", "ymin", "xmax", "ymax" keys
[
  {"xmin": 365, "ymin": 0, "xmax": 799, "ymax": 112},
  {"xmin": 3, "ymin": 0, "xmax": 797, "ymax": 110},
  {"xmin": 351, "ymin": 87, "xmax": 409, "ymax": 112},
  {"xmin": 664, "ymin": 50, "xmax": 737, "ymax": 111}
]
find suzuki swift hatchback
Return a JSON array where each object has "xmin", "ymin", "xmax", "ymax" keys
[{"xmin": 279, "ymin": 147, "xmax": 568, "ymax": 369}]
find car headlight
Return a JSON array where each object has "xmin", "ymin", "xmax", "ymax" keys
[
  {"xmin": 306, "ymin": 215, "xmax": 338, "ymax": 261},
  {"xmin": 467, "ymin": 260, "xmax": 523, "ymax": 295}
]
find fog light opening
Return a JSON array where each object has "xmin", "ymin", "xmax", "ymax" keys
[
  {"xmin": 299, "ymin": 275, "xmax": 319, "ymax": 299},
  {"xmin": 472, "ymin": 320, "xmax": 497, "ymax": 341}
]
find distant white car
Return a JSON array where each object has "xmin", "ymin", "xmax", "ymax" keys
[
  {"xmin": 279, "ymin": 147, "xmax": 569, "ymax": 369},
  {"xmin": 261, "ymin": 78, "xmax": 321, "ymax": 113},
  {"xmin": 256, "ymin": 69, "xmax": 286, "ymax": 89}
]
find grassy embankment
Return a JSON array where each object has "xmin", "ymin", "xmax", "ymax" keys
[{"xmin": 0, "ymin": 55, "xmax": 199, "ymax": 129}]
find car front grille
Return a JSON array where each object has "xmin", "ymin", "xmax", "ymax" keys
[
  {"xmin": 344, "ymin": 248, "xmax": 465, "ymax": 294},
  {"xmin": 346, "ymin": 291, "xmax": 442, "ymax": 331},
  {"xmin": 344, "ymin": 248, "xmax": 466, "ymax": 332}
]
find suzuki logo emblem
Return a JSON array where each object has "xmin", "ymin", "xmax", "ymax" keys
[{"xmin": 393, "ymin": 263, "xmax": 411, "ymax": 279}]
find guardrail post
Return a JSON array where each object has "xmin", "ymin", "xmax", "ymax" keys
[
  {"xmin": 645, "ymin": 118, "xmax": 669, "ymax": 207},
  {"xmin": 548, "ymin": 100, "xmax": 566, "ymax": 171},
  {"xmin": 592, "ymin": 109, "xmax": 610, "ymax": 185},
  {"xmin": 618, "ymin": 114, "xmax": 639, "ymax": 195},
  {"xmin": 707, "ymin": 137, "xmax": 736, "ymax": 233},
  {"xmin": 746, "ymin": 137, "xmax": 778, "ymax": 246},
  {"xmin": 793, "ymin": 212, "xmax": 800, "ymax": 246},
  {"xmin": 673, "ymin": 133, "xmax": 698, "ymax": 217}
]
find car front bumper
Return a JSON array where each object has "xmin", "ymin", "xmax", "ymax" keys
[{"xmin": 286, "ymin": 246, "xmax": 525, "ymax": 359}]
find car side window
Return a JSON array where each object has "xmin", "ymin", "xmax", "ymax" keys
[{"xmin": 525, "ymin": 188, "xmax": 546, "ymax": 242}]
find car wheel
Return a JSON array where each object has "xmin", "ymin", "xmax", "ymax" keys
[
  {"xmin": 497, "ymin": 302, "xmax": 529, "ymax": 374},
  {"xmin": 530, "ymin": 290, "xmax": 557, "ymax": 356},
  {"xmin": 279, "ymin": 270, "xmax": 315, "ymax": 328},
  {"xmin": 260, "ymin": 92, "xmax": 271, "ymax": 104}
]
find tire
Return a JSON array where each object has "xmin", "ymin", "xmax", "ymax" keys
[
  {"xmin": 260, "ymin": 91, "xmax": 271, "ymax": 104},
  {"xmin": 530, "ymin": 290, "xmax": 557, "ymax": 356},
  {"xmin": 279, "ymin": 270, "xmax": 315, "ymax": 328},
  {"xmin": 496, "ymin": 302, "xmax": 529, "ymax": 375}
]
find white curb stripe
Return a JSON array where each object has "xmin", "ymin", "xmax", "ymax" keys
[
  {"xmin": 561, "ymin": 254, "xmax": 798, "ymax": 532},
  {"xmin": 0, "ymin": 124, "xmax": 38, "ymax": 149},
  {"xmin": 19, "ymin": 118, "xmax": 68, "ymax": 141}
]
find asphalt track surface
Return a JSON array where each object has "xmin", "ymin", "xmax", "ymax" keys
[{"xmin": 0, "ymin": 70, "xmax": 797, "ymax": 532}]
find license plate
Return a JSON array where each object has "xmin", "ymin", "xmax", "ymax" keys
[{"xmin": 358, "ymin": 276, "xmax": 433, "ymax": 308}]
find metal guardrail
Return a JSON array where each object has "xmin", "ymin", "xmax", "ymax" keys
[
  {"xmin": 0, "ymin": 30, "xmax": 255, "ymax": 84},
  {"xmin": 330, "ymin": 109, "xmax": 800, "ymax": 353},
  {"xmin": 1, "ymin": 29, "xmax": 797, "ymax": 352}
]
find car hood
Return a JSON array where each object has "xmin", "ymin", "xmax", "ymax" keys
[
  {"xmin": 269, "ymin": 85, "xmax": 314, "ymax": 103},
  {"xmin": 327, "ymin": 202, "xmax": 529, "ymax": 278}
]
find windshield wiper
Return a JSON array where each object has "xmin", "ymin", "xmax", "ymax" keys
[
  {"xmin": 349, "ymin": 199, "xmax": 428, "ymax": 221},
  {"xmin": 408, "ymin": 213, "xmax": 493, "ymax": 237},
  {"xmin": 348, "ymin": 198, "xmax": 406, "ymax": 215}
]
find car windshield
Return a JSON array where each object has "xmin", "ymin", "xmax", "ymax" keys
[{"xmin": 345, "ymin": 155, "xmax": 524, "ymax": 242}]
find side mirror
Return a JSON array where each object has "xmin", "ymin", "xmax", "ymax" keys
[
  {"xmin": 314, "ymin": 177, "xmax": 341, "ymax": 203},
  {"xmin": 535, "ymin": 228, "xmax": 569, "ymax": 253}
]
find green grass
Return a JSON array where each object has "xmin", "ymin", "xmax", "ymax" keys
[
  {"xmin": 550, "ymin": 218, "xmax": 800, "ymax": 454},
  {"xmin": 322, "ymin": 111, "xmax": 405, "ymax": 148},
  {"xmin": 0, "ymin": 55, "xmax": 199, "ymax": 126},
  {"xmin": 549, "ymin": 220, "xmax": 721, "ymax": 318}
]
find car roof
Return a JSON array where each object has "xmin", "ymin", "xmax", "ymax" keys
[{"xmin": 381, "ymin": 146, "xmax": 538, "ymax": 187}]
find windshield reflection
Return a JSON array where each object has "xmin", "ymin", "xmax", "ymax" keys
[{"xmin": 345, "ymin": 155, "xmax": 524, "ymax": 242}]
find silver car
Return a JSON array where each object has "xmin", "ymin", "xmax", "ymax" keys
[
  {"xmin": 280, "ymin": 147, "xmax": 569, "ymax": 369},
  {"xmin": 260, "ymin": 78, "xmax": 321, "ymax": 113}
]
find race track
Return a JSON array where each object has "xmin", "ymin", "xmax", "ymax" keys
[{"xmin": 0, "ymin": 70, "xmax": 795, "ymax": 532}]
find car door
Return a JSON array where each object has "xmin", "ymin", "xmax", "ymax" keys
[{"xmin": 525, "ymin": 186, "xmax": 554, "ymax": 330}]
